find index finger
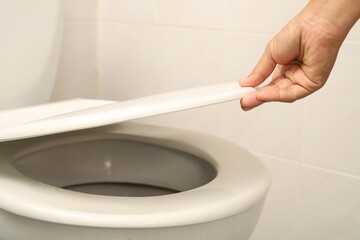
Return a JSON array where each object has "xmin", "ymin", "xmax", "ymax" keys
[{"xmin": 240, "ymin": 43, "xmax": 277, "ymax": 87}]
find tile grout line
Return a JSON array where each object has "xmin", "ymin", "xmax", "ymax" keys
[
  {"xmin": 255, "ymin": 150, "xmax": 360, "ymax": 180},
  {"xmin": 96, "ymin": 19, "xmax": 276, "ymax": 37},
  {"xmin": 152, "ymin": 0, "xmax": 160, "ymax": 95},
  {"xmin": 64, "ymin": 21, "xmax": 360, "ymax": 44},
  {"xmin": 215, "ymin": 0, "xmax": 231, "ymax": 137},
  {"xmin": 95, "ymin": 0, "xmax": 102, "ymax": 99},
  {"xmin": 300, "ymin": 162, "xmax": 360, "ymax": 180},
  {"xmin": 65, "ymin": 19, "xmax": 97, "ymax": 24},
  {"xmin": 120, "ymin": 19, "xmax": 360, "ymax": 44}
]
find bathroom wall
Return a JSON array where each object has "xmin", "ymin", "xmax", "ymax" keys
[
  {"xmin": 59, "ymin": 1, "xmax": 360, "ymax": 239},
  {"xmin": 51, "ymin": 0, "xmax": 99, "ymax": 100}
]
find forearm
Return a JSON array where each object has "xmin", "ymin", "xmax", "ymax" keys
[{"xmin": 303, "ymin": 0, "xmax": 360, "ymax": 39}]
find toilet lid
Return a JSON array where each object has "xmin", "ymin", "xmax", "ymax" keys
[{"xmin": 0, "ymin": 82, "xmax": 254, "ymax": 142}]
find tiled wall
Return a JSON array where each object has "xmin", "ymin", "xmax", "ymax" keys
[
  {"xmin": 51, "ymin": 0, "xmax": 99, "ymax": 100},
  {"xmin": 59, "ymin": 1, "xmax": 360, "ymax": 239}
]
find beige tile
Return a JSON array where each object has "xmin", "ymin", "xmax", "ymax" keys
[
  {"xmin": 98, "ymin": 24, "xmax": 158, "ymax": 100},
  {"xmin": 303, "ymin": 41, "xmax": 360, "ymax": 175},
  {"xmin": 99, "ymin": 22, "xmax": 226, "ymax": 99},
  {"xmin": 155, "ymin": 0, "xmax": 228, "ymax": 29},
  {"xmin": 52, "ymin": 23, "xmax": 98, "ymax": 101},
  {"xmin": 346, "ymin": 21, "xmax": 360, "ymax": 41},
  {"xmin": 65, "ymin": 0, "xmax": 98, "ymax": 21},
  {"xmin": 217, "ymin": 99, "xmax": 305, "ymax": 161},
  {"xmin": 295, "ymin": 166, "xmax": 360, "ymax": 240},
  {"xmin": 153, "ymin": 28, "xmax": 225, "ymax": 93},
  {"xmin": 222, "ymin": 32, "xmax": 271, "ymax": 82},
  {"xmin": 250, "ymin": 154, "xmax": 300, "ymax": 240},
  {"xmin": 226, "ymin": 0, "xmax": 307, "ymax": 33},
  {"xmin": 99, "ymin": 0, "xmax": 156, "ymax": 23}
]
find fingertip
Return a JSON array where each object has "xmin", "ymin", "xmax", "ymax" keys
[
  {"xmin": 240, "ymin": 99, "xmax": 263, "ymax": 111},
  {"xmin": 240, "ymin": 99, "xmax": 250, "ymax": 111},
  {"xmin": 245, "ymin": 47, "xmax": 277, "ymax": 87},
  {"xmin": 239, "ymin": 74, "xmax": 260, "ymax": 87},
  {"xmin": 239, "ymin": 78, "xmax": 250, "ymax": 87},
  {"xmin": 240, "ymin": 103, "xmax": 254, "ymax": 111},
  {"xmin": 240, "ymin": 91, "xmax": 264, "ymax": 111}
]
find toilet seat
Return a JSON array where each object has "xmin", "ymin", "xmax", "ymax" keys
[
  {"xmin": 0, "ymin": 122, "xmax": 270, "ymax": 228},
  {"xmin": 0, "ymin": 82, "xmax": 254, "ymax": 142}
]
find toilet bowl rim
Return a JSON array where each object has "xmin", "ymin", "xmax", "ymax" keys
[{"xmin": 0, "ymin": 122, "xmax": 271, "ymax": 228}]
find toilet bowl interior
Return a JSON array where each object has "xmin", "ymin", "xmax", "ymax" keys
[{"xmin": 12, "ymin": 138, "xmax": 217, "ymax": 197}]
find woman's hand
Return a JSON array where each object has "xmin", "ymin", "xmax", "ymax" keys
[{"xmin": 240, "ymin": 0, "xmax": 360, "ymax": 111}]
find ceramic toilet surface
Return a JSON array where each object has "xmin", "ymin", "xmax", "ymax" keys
[{"xmin": 0, "ymin": 123, "xmax": 270, "ymax": 229}]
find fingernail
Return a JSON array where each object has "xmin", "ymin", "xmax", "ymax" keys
[{"xmin": 240, "ymin": 96, "xmax": 247, "ymax": 107}]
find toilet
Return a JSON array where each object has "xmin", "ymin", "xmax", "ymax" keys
[{"xmin": 0, "ymin": 1, "xmax": 270, "ymax": 240}]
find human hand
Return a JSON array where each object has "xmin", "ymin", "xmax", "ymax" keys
[{"xmin": 239, "ymin": 0, "xmax": 360, "ymax": 111}]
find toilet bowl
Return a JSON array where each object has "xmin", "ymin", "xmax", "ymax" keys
[
  {"xmin": 0, "ymin": 122, "xmax": 270, "ymax": 240},
  {"xmin": 0, "ymin": 1, "xmax": 270, "ymax": 239}
]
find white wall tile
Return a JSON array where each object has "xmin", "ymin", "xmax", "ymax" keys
[
  {"xmin": 51, "ymin": 23, "xmax": 98, "ymax": 101},
  {"xmin": 153, "ymin": 28, "xmax": 225, "ymax": 92},
  {"xmin": 346, "ymin": 21, "xmax": 360, "ymax": 41},
  {"xmin": 98, "ymin": 24, "xmax": 158, "ymax": 100},
  {"xmin": 217, "ymin": 100, "xmax": 305, "ymax": 161},
  {"xmin": 303, "ymin": 41, "xmax": 360, "ymax": 175},
  {"xmin": 295, "ymin": 166, "xmax": 360, "ymax": 240},
  {"xmin": 99, "ymin": 0, "xmax": 156, "ymax": 23},
  {"xmin": 226, "ymin": 0, "xmax": 307, "ymax": 33},
  {"xmin": 99, "ymin": 24, "xmax": 226, "ymax": 100},
  {"xmin": 65, "ymin": 0, "xmax": 98, "ymax": 21},
  {"xmin": 250, "ymin": 154, "xmax": 301, "ymax": 240},
  {"xmin": 155, "ymin": 0, "xmax": 228, "ymax": 29},
  {"xmin": 222, "ymin": 32, "xmax": 271, "ymax": 82}
]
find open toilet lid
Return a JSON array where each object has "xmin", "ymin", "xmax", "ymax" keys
[{"xmin": 0, "ymin": 82, "xmax": 254, "ymax": 142}]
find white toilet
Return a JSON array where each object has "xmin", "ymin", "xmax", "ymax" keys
[{"xmin": 0, "ymin": 1, "xmax": 270, "ymax": 240}]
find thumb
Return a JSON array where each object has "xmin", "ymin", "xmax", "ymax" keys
[{"xmin": 240, "ymin": 44, "xmax": 277, "ymax": 87}]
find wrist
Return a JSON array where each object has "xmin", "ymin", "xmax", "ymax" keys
[{"xmin": 303, "ymin": 0, "xmax": 359, "ymax": 40}]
